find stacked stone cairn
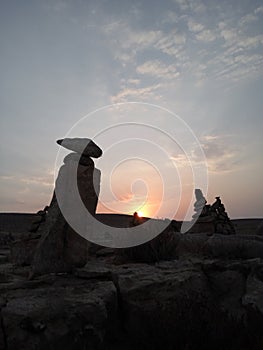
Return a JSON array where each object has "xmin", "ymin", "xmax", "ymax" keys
[
  {"xmin": 27, "ymin": 138, "xmax": 103, "ymax": 277},
  {"xmin": 190, "ymin": 189, "xmax": 235, "ymax": 235}
]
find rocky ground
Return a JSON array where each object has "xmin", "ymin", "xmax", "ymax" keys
[{"xmin": 0, "ymin": 215, "xmax": 263, "ymax": 350}]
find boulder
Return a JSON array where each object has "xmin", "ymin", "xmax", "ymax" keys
[
  {"xmin": 31, "ymin": 152, "xmax": 101, "ymax": 276},
  {"xmin": 1, "ymin": 277, "xmax": 117, "ymax": 350},
  {"xmin": 57, "ymin": 138, "xmax": 102, "ymax": 158}
]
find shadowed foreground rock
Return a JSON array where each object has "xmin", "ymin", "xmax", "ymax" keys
[
  {"xmin": 115, "ymin": 229, "xmax": 263, "ymax": 264},
  {"xmin": 175, "ymin": 233, "xmax": 263, "ymax": 259},
  {"xmin": 0, "ymin": 258, "xmax": 262, "ymax": 350}
]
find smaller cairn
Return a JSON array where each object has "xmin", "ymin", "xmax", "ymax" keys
[
  {"xmin": 211, "ymin": 196, "xmax": 235, "ymax": 235},
  {"xmin": 190, "ymin": 190, "xmax": 235, "ymax": 235}
]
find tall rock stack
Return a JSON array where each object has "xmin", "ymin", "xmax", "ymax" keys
[{"xmin": 30, "ymin": 138, "xmax": 102, "ymax": 277}]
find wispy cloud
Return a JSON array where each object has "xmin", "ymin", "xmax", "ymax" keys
[
  {"xmin": 136, "ymin": 60, "xmax": 180, "ymax": 80},
  {"xmin": 111, "ymin": 83, "xmax": 162, "ymax": 103},
  {"xmin": 254, "ymin": 6, "xmax": 263, "ymax": 14},
  {"xmin": 187, "ymin": 18, "xmax": 204, "ymax": 33},
  {"xmin": 199, "ymin": 135, "xmax": 241, "ymax": 173},
  {"xmin": 195, "ymin": 29, "xmax": 216, "ymax": 42}
]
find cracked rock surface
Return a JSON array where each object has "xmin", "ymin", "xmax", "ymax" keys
[{"xmin": 0, "ymin": 255, "xmax": 263, "ymax": 350}]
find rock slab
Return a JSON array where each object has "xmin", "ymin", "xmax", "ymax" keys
[{"xmin": 57, "ymin": 138, "xmax": 102, "ymax": 158}]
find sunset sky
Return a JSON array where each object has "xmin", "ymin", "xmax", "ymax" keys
[{"xmin": 1, "ymin": 0, "xmax": 262, "ymax": 220}]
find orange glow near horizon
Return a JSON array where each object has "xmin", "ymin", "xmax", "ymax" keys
[{"xmin": 137, "ymin": 210, "xmax": 143, "ymax": 217}]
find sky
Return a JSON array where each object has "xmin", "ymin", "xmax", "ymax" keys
[{"xmin": 0, "ymin": 0, "xmax": 262, "ymax": 220}]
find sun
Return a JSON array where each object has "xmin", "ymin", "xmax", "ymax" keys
[{"xmin": 137, "ymin": 211, "xmax": 143, "ymax": 217}]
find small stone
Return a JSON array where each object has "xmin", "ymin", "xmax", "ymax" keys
[{"xmin": 57, "ymin": 138, "xmax": 102, "ymax": 158}]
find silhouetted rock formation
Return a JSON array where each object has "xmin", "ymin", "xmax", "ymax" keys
[
  {"xmin": 57, "ymin": 138, "xmax": 102, "ymax": 158},
  {"xmin": 190, "ymin": 189, "xmax": 235, "ymax": 235},
  {"xmin": 29, "ymin": 138, "xmax": 102, "ymax": 276}
]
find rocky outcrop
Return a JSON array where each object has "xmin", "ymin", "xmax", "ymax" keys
[
  {"xmin": 114, "ymin": 231, "xmax": 263, "ymax": 264},
  {"xmin": 0, "ymin": 258, "xmax": 262, "ymax": 350},
  {"xmin": 29, "ymin": 138, "xmax": 102, "ymax": 276},
  {"xmin": 0, "ymin": 277, "xmax": 117, "ymax": 350},
  {"xmin": 175, "ymin": 233, "xmax": 263, "ymax": 259}
]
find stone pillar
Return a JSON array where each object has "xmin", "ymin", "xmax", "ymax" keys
[{"xmin": 30, "ymin": 138, "xmax": 102, "ymax": 277}]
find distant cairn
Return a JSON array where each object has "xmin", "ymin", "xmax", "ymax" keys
[{"xmin": 190, "ymin": 189, "xmax": 235, "ymax": 235}]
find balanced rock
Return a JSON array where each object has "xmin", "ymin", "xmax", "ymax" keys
[
  {"xmin": 57, "ymin": 138, "xmax": 102, "ymax": 158},
  {"xmin": 30, "ymin": 139, "xmax": 101, "ymax": 276}
]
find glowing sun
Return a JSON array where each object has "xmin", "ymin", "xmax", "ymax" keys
[{"xmin": 137, "ymin": 211, "xmax": 144, "ymax": 217}]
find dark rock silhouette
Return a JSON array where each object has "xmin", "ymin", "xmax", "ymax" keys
[
  {"xmin": 0, "ymin": 258, "xmax": 262, "ymax": 350},
  {"xmin": 190, "ymin": 189, "xmax": 235, "ymax": 235},
  {"xmin": 131, "ymin": 211, "xmax": 142, "ymax": 226},
  {"xmin": 57, "ymin": 138, "xmax": 102, "ymax": 158},
  {"xmin": 29, "ymin": 138, "xmax": 102, "ymax": 276},
  {"xmin": 116, "ymin": 220, "xmax": 179, "ymax": 264}
]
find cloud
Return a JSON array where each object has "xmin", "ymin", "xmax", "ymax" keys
[
  {"xmin": 254, "ymin": 6, "xmax": 263, "ymax": 14},
  {"xmin": 199, "ymin": 135, "xmax": 241, "ymax": 173},
  {"xmin": 220, "ymin": 28, "xmax": 237, "ymax": 43},
  {"xmin": 187, "ymin": 18, "xmax": 204, "ymax": 33},
  {"xmin": 195, "ymin": 29, "xmax": 216, "ymax": 42},
  {"xmin": 0, "ymin": 172, "xmax": 54, "ymax": 212},
  {"xmin": 239, "ymin": 13, "xmax": 257, "ymax": 26},
  {"xmin": 154, "ymin": 31, "xmax": 186, "ymax": 56},
  {"xmin": 162, "ymin": 11, "xmax": 180, "ymax": 24},
  {"xmin": 136, "ymin": 60, "xmax": 180, "ymax": 80},
  {"xmin": 173, "ymin": 0, "xmax": 189, "ymax": 11},
  {"xmin": 101, "ymin": 21, "xmax": 162, "ymax": 64},
  {"xmin": 126, "ymin": 78, "xmax": 140, "ymax": 85},
  {"xmin": 170, "ymin": 135, "xmax": 242, "ymax": 174},
  {"xmin": 111, "ymin": 83, "xmax": 161, "ymax": 103},
  {"xmin": 20, "ymin": 175, "xmax": 54, "ymax": 187},
  {"xmin": 99, "ymin": 1, "xmax": 262, "ymax": 97},
  {"xmin": 170, "ymin": 153, "xmax": 191, "ymax": 168}
]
